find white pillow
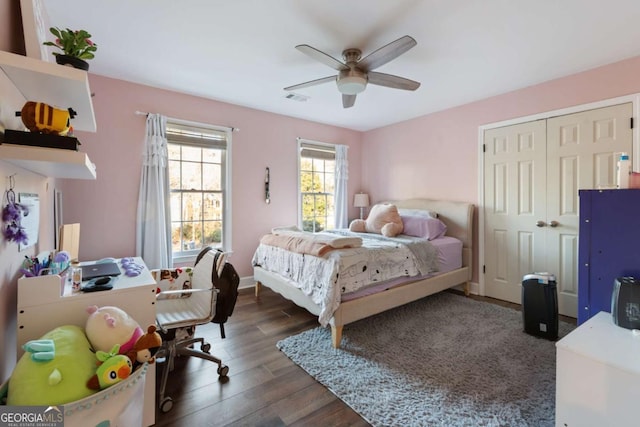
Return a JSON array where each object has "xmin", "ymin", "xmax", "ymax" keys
[{"xmin": 397, "ymin": 208, "xmax": 439, "ymax": 218}]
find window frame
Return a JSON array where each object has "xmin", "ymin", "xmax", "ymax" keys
[
  {"xmin": 297, "ymin": 138, "xmax": 337, "ymax": 232},
  {"xmin": 166, "ymin": 118, "xmax": 232, "ymax": 265}
]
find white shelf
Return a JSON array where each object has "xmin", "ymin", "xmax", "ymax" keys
[
  {"xmin": 0, "ymin": 144, "xmax": 96, "ymax": 179},
  {"xmin": 0, "ymin": 50, "xmax": 96, "ymax": 132},
  {"xmin": 0, "ymin": 50, "xmax": 98, "ymax": 179}
]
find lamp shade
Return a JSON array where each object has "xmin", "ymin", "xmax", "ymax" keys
[
  {"xmin": 337, "ymin": 75, "xmax": 367, "ymax": 95},
  {"xmin": 337, "ymin": 69, "xmax": 368, "ymax": 95},
  {"xmin": 353, "ymin": 193, "xmax": 370, "ymax": 208}
]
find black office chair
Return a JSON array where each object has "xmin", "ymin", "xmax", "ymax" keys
[{"xmin": 154, "ymin": 248, "xmax": 229, "ymax": 413}]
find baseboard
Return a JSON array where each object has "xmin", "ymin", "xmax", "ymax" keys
[
  {"xmin": 466, "ymin": 281, "xmax": 480, "ymax": 295},
  {"xmin": 239, "ymin": 276, "xmax": 255, "ymax": 290}
]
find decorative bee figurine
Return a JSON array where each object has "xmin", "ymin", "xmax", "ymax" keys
[{"xmin": 15, "ymin": 101, "xmax": 77, "ymax": 136}]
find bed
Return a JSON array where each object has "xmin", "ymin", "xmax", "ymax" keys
[{"xmin": 253, "ymin": 198, "xmax": 474, "ymax": 348}]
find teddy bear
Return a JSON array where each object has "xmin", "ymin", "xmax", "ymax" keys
[
  {"xmin": 349, "ymin": 203, "xmax": 404, "ymax": 237},
  {"xmin": 126, "ymin": 325, "xmax": 163, "ymax": 369}
]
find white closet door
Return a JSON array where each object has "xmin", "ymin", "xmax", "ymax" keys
[
  {"xmin": 484, "ymin": 120, "xmax": 547, "ymax": 304},
  {"xmin": 483, "ymin": 103, "xmax": 632, "ymax": 317},
  {"xmin": 546, "ymin": 102, "xmax": 632, "ymax": 318}
]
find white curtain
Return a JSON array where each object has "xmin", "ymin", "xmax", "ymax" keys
[
  {"xmin": 136, "ymin": 113, "xmax": 172, "ymax": 269},
  {"xmin": 334, "ymin": 144, "xmax": 349, "ymax": 228}
]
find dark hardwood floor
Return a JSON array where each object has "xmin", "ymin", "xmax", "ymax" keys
[
  {"xmin": 152, "ymin": 287, "xmax": 576, "ymax": 426},
  {"xmin": 153, "ymin": 286, "xmax": 370, "ymax": 426}
]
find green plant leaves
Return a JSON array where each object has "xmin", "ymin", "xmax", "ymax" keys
[{"xmin": 43, "ymin": 27, "xmax": 97, "ymax": 60}]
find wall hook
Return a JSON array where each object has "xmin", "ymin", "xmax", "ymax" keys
[{"xmin": 6, "ymin": 174, "xmax": 16, "ymax": 191}]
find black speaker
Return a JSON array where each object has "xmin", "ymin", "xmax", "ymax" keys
[
  {"xmin": 611, "ymin": 277, "xmax": 640, "ymax": 329},
  {"xmin": 522, "ymin": 273, "xmax": 558, "ymax": 340}
]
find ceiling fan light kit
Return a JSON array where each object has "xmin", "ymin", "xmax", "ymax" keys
[
  {"xmin": 337, "ymin": 69, "xmax": 367, "ymax": 95},
  {"xmin": 285, "ymin": 35, "xmax": 420, "ymax": 108}
]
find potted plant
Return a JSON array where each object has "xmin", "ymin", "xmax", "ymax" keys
[{"xmin": 43, "ymin": 27, "xmax": 97, "ymax": 71}]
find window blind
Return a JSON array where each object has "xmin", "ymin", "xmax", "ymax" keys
[
  {"xmin": 166, "ymin": 122, "xmax": 227, "ymax": 149},
  {"xmin": 300, "ymin": 142, "xmax": 335, "ymax": 160}
]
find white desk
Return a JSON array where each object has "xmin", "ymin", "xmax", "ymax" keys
[
  {"xmin": 555, "ymin": 311, "xmax": 640, "ymax": 427},
  {"xmin": 17, "ymin": 257, "xmax": 156, "ymax": 427}
]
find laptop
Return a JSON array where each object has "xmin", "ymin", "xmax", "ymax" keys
[{"xmin": 81, "ymin": 262, "xmax": 122, "ymax": 281}]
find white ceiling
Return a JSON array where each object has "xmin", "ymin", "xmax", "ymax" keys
[{"xmin": 38, "ymin": 0, "xmax": 640, "ymax": 132}]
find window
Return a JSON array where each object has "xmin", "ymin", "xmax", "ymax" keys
[
  {"xmin": 298, "ymin": 140, "xmax": 336, "ymax": 232},
  {"xmin": 167, "ymin": 121, "xmax": 231, "ymax": 261}
]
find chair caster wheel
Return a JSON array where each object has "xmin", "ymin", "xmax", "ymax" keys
[
  {"xmin": 218, "ymin": 364, "xmax": 229, "ymax": 377},
  {"xmin": 201, "ymin": 342, "xmax": 211, "ymax": 353},
  {"xmin": 160, "ymin": 397, "xmax": 173, "ymax": 413}
]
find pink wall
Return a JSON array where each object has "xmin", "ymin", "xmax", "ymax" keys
[
  {"xmin": 0, "ymin": 1, "xmax": 25, "ymax": 55},
  {"xmin": 0, "ymin": 167, "xmax": 56, "ymax": 384},
  {"xmin": 363, "ymin": 55, "xmax": 640, "ymax": 283},
  {"xmin": 57, "ymin": 75, "xmax": 363, "ymax": 275},
  {"xmin": 4, "ymin": 1, "xmax": 640, "ymax": 383},
  {"xmin": 0, "ymin": 1, "xmax": 52, "ymax": 384}
]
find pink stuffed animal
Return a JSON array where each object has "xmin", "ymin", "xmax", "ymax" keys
[
  {"xmin": 85, "ymin": 305, "xmax": 143, "ymax": 355},
  {"xmin": 349, "ymin": 203, "xmax": 404, "ymax": 237}
]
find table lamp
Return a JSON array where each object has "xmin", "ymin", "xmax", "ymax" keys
[{"xmin": 354, "ymin": 193, "xmax": 370, "ymax": 219}]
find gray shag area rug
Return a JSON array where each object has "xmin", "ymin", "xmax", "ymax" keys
[{"xmin": 277, "ymin": 291, "xmax": 575, "ymax": 427}]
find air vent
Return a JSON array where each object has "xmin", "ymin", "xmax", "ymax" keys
[{"xmin": 285, "ymin": 92, "xmax": 309, "ymax": 102}]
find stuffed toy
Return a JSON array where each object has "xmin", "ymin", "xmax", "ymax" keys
[
  {"xmin": 7, "ymin": 325, "xmax": 97, "ymax": 405},
  {"xmin": 127, "ymin": 325, "xmax": 162, "ymax": 369},
  {"xmin": 86, "ymin": 344, "xmax": 133, "ymax": 390},
  {"xmin": 16, "ymin": 101, "xmax": 76, "ymax": 136},
  {"xmin": 85, "ymin": 305, "xmax": 143, "ymax": 355},
  {"xmin": 349, "ymin": 203, "xmax": 404, "ymax": 237}
]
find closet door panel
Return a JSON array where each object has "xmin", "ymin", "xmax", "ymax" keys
[
  {"xmin": 483, "ymin": 102, "xmax": 632, "ymax": 318},
  {"xmin": 546, "ymin": 102, "xmax": 632, "ymax": 318},
  {"xmin": 484, "ymin": 120, "xmax": 547, "ymax": 305}
]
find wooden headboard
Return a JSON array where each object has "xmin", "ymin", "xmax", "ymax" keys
[{"xmin": 382, "ymin": 198, "xmax": 474, "ymax": 272}]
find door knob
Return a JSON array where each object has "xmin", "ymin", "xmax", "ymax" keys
[
  {"xmin": 536, "ymin": 220, "xmax": 546, "ymax": 227},
  {"xmin": 549, "ymin": 220, "xmax": 559, "ymax": 228}
]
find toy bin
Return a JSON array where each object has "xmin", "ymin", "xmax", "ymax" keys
[
  {"xmin": 15, "ymin": 265, "xmax": 157, "ymax": 426},
  {"xmin": 1, "ymin": 363, "xmax": 148, "ymax": 427}
]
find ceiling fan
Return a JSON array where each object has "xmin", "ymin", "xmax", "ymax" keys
[{"xmin": 284, "ymin": 35, "xmax": 421, "ymax": 108}]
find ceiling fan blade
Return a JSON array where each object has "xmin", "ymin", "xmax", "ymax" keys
[
  {"xmin": 368, "ymin": 71, "xmax": 421, "ymax": 91},
  {"xmin": 284, "ymin": 75, "xmax": 336, "ymax": 91},
  {"xmin": 296, "ymin": 44, "xmax": 348, "ymax": 71},
  {"xmin": 342, "ymin": 94, "xmax": 356, "ymax": 108},
  {"xmin": 357, "ymin": 35, "xmax": 417, "ymax": 71}
]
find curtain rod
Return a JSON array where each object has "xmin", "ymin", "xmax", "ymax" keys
[{"xmin": 135, "ymin": 111, "xmax": 239, "ymax": 132}]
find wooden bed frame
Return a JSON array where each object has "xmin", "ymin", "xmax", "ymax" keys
[{"xmin": 254, "ymin": 198, "xmax": 474, "ymax": 348}]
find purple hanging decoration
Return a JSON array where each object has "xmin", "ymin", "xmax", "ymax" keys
[{"xmin": 2, "ymin": 176, "xmax": 29, "ymax": 245}]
